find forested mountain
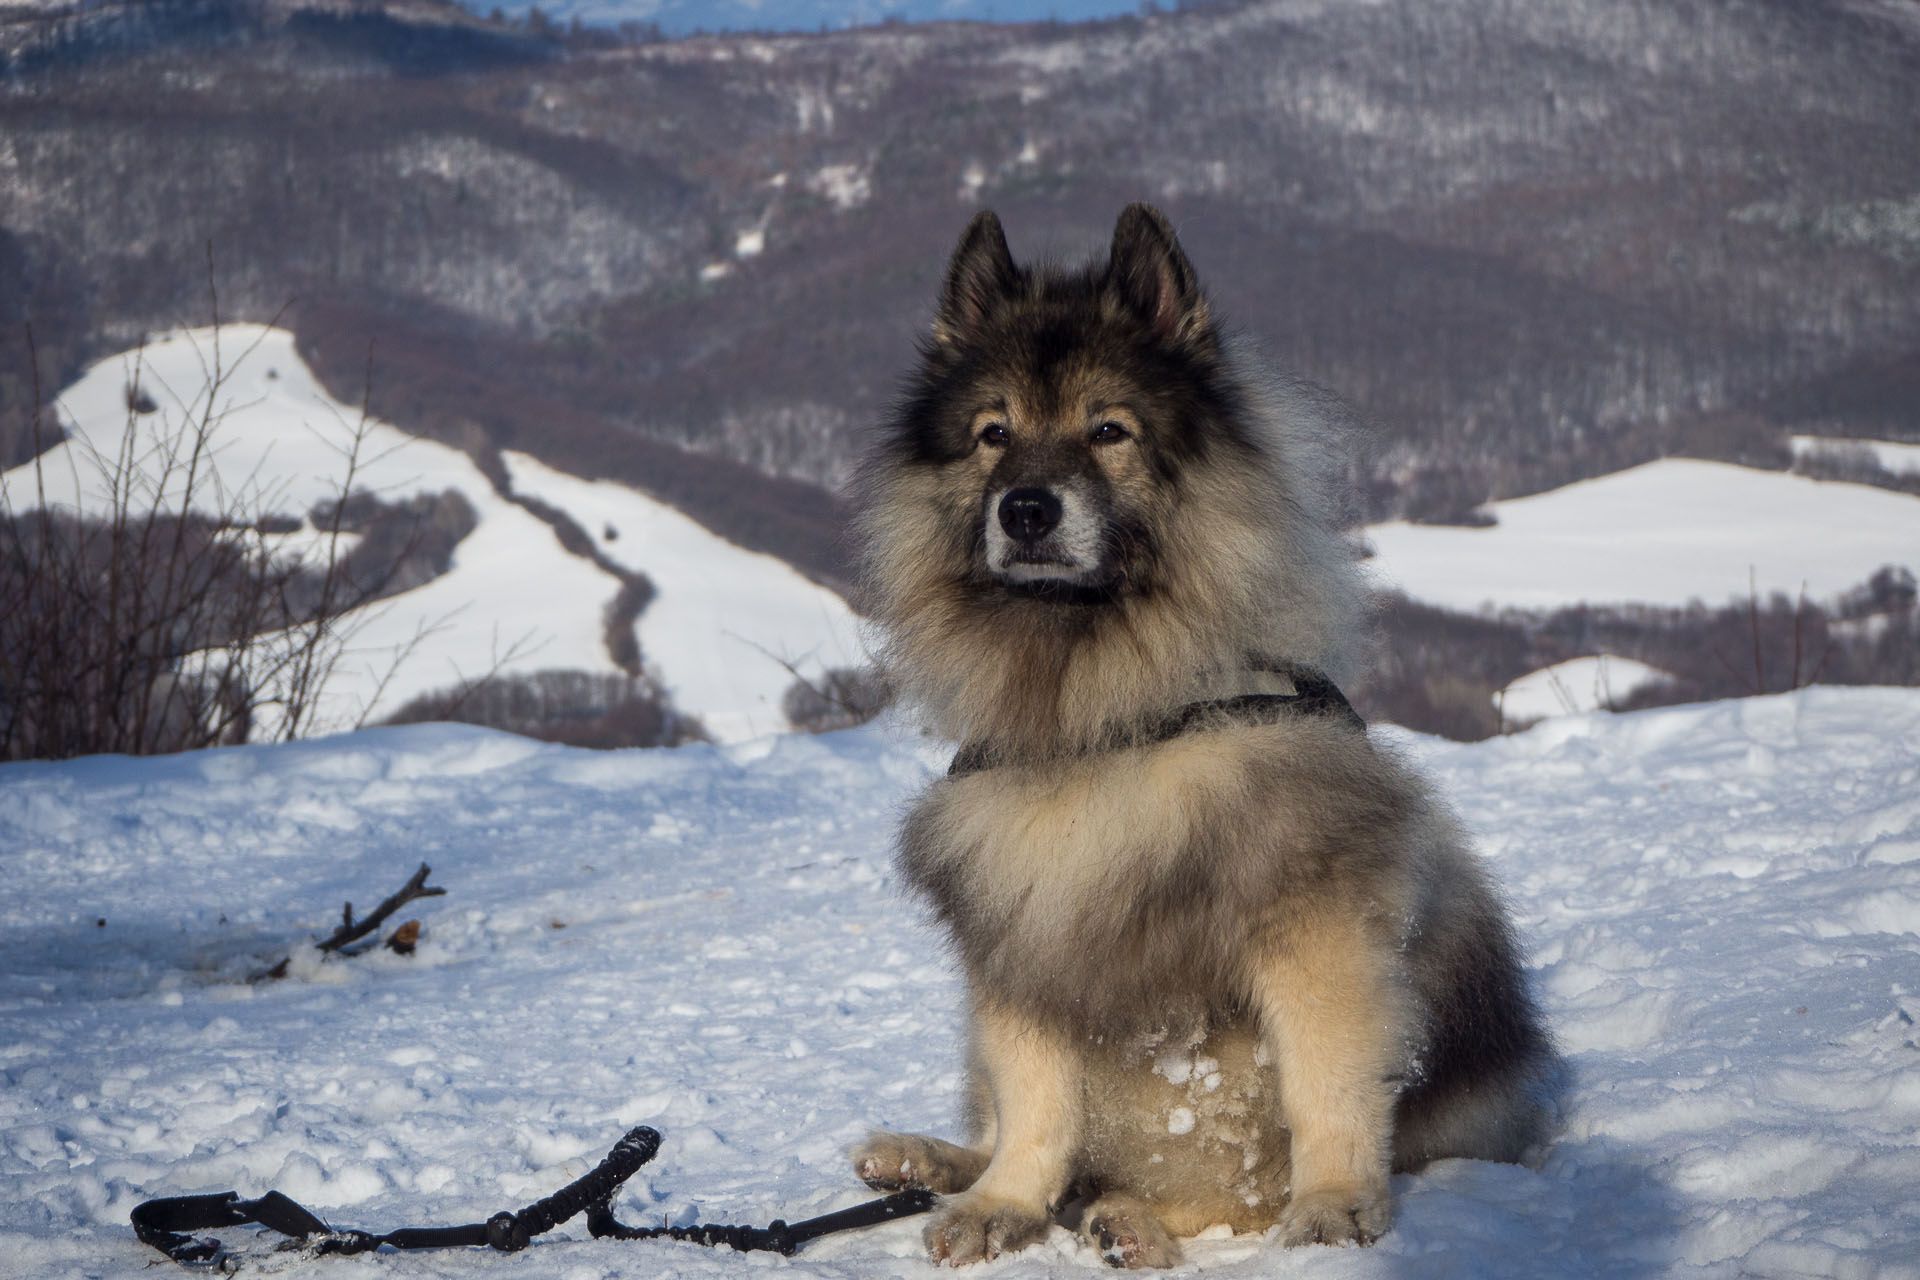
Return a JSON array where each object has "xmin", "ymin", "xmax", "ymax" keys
[{"xmin": 4, "ymin": 0, "xmax": 1918, "ymax": 579}]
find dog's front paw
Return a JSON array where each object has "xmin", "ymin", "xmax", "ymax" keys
[
  {"xmin": 851, "ymin": 1131, "xmax": 988, "ymax": 1194},
  {"xmin": 924, "ymin": 1194, "xmax": 1050, "ymax": 1265},
  {"xmin": 1277, "ymin": 1184, "xmax": 1391, "ymax": 1247},
  {"xmin": 1083, "ymin": 1196, "xmax": 1181, "ymax": 1269}
]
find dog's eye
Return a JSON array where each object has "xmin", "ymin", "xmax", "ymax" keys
[
  {"xmin": 979, "ymin": 422, "xmax": 1010, "ymax": 447},
  {"xmin": 1091, "ymin": 421, "xmax": 1130, "ymax": 444}
]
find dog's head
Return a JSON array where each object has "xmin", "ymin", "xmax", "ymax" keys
[
  {"xmin": 878, "ymin": 203, "xmax": 1257, "ymax": 602},
  {"xmin": 860, "ymin": 205, "xmax": 1364, "ymax": 749}
]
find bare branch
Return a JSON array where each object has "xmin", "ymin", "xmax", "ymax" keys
[{"xmin": 314, "ymin": 861, "xmax": 446, "ymax": 956}]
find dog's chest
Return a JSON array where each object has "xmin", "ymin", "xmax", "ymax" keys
[
  {"xmin": 915, "ymin": 736, "xmax": 1237, "ymax": 907},
  {"xmin": 899, "ymin": 731, "xmax": 1277, "ymax": 1015}
]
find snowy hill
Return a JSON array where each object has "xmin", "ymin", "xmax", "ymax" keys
[
  {"xmin": 2, "ymin": 325, "xmax": 866, "ymax": 741},
  {"xmin": 1364, "ymin": 458, "xmax": 1920, "ymax": 612},
  {"xmin": 3, "ymin": 688, "xmax": 1918, "ymax": 1276},
  {"xmin": 13, "ymin": 323, "xmax": 1917, "ymax": 750},
  {"xmin": 503, "ymin": 453, "xmax": 868, "ymax": 743}
]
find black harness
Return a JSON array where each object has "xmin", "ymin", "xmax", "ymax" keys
[{"xmin": 948, "ymin": 662, "xmax": 1364, "ymax": 777}]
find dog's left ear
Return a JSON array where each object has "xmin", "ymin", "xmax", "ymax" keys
[{"xmin": 1108, "ymin": 204, "xmax": 1213, "ymax": 351}]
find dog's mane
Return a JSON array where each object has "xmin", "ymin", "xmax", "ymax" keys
[{"xmin": 855, "ymin": 335, "xmax": 1370, "ymax": 761}]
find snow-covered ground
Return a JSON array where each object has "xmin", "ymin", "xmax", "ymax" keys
[
  {"xmin": 3, "ymin": 687, "xmax": 1918, "ymax": 1278},
  {"xmin": 1363, "ymin": 458, "xmax": 1920, "ymax": 612},
  {"xmin": 1, "ymin": 326, "xmax": 863, "ymax": 741}
]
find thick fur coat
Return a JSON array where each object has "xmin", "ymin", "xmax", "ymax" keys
[{"xmin": 850, "ymin": 205, "xmax": 1554, "ymax": 1267}]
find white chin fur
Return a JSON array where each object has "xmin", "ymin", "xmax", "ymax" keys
[
  {"xmin": 984, "ymin": 483, "xmax": 1106, "ymax": 584},
  {"xmin": 996, "ymin": 559, "xmax": 1098, "ymax": 585}
]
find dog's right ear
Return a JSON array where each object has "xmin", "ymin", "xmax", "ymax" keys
[{"xmin": 935, "ymin": 210, "xmax": 1019, "ymax": 346}]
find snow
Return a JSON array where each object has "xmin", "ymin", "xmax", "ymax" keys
[
  {"xmin": 503, "ymin": 453, "xmax": 868, "ymax": 743},
  {"xmin": 1364, "ymin": 458, "xmax": 1920, "ymax": 612},
  {"xmin": 1499, "ymin": 655, "xmax": 1672, "ymax": 724},
  {"xmin": 1791, "ymin": 435, "xmax": 1920, "ymax": 476},
  {"xmin": 2, "ymin": 326, "xmax": 629, "ymax": 733},
  {"xmin": 3, "ymin": 326, "xmax": 867, "ymax": 742},
  {"xmin": 807, "ymin": 163, "xmax": 871, "ymax": 210},
  {"xmin": 5, "ymin": 688, "xmax": 1920, "ymax": 1277}
]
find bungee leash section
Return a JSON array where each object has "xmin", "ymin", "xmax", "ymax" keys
[{"xmin": 131, "ymin": 1125, "xmax": 935, "ymax": 1270}]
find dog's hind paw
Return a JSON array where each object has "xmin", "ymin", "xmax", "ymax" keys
[
  {"xmin": 924, "ymin": 1194, "xmax": 1050, "ymax": 1265},
  {"xmin": 850, "ymin": 1131, "xmax": 989, "ymax": 1194},
  {"xmin": 1276, "ymin": 1185, "xmax": 1391, "ymax": 1247}
]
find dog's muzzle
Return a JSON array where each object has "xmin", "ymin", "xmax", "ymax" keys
[{"xmin": 984, "ymin": 483, "xmax": 1105, "ymax": 585}]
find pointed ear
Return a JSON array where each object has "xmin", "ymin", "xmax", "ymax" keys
[
  {"xmin": 1108, "ymin": 203, "xmax": 1212, "ymax": 350},
  {"xmin": 935, "ymin": 210, "xmax": 1019, "ymax": 346}
]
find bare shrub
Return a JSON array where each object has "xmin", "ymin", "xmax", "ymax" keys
[
  {"xmin": 383, "ymin": 668, "xmax": 705, "ymax": 749},
  {"xmin": 781, "ymin": 665, "xmax": 892, "ymax": 734},
  {"xmin": 0, "ymin": 319, "xmax": 455, "ymax": 760},
  {"xmin": 307, "ymin": 487, "xmax": 477, "ymax": 601},
  {"xmin": 1399, "ymin": 465, "xmax": 1497, "ymax": 527},
  {"xmin": 1790, "ymin": 441, "xmax": 1920, "ymax": 498}
]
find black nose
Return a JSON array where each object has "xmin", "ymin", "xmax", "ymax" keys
[{"xmin": 998, "ymin": 488, "xmax": 1063, "ymax": 543}]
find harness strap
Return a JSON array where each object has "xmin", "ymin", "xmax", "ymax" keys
[
  {"xmin": 949, "ymin": 661, "xmax": 1364, "ymax": 777},
  {"xmin": 130, "ymin": 1126, "xmax": 932, "ymax": 1268}
]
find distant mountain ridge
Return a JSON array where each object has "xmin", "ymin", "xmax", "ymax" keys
[
  {"xmin": 459, "ymin": 0, "xmax": 1149, "ymax": 38},
  {"xmin": 3, "ymin": 0, "xmax": 1918, "ymax": 579}
]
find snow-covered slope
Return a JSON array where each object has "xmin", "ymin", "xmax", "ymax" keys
[
  {"xmin": 504, "ymin": 453, "xmax": 865, "ymax": 743},
  {"xmin": 1365, "ymin": 458, "xmax": 1920, "ymax": 612},
  {"xmin": 2, "ymin": 326, "xmax": 863, "ymax": 741},
  {"xmin": 3, "ymin": 689, "xmax": 1918, "ymax": 1277},
  {"xmin": 4, "ymin": 325, "xmax": 632, "ymax": 733}
]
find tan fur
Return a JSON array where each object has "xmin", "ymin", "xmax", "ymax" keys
[
  {"xmin": 1247, "ymin": 907, "xmax": 1405, "ymax": 1245},
  {"xmin": 852, "ymin": 205, "xmax": 1554, "ymax": 1267}
]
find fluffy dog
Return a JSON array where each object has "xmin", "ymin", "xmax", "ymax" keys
[{"xmin": 850, "ymin": 205, "xmax": 1554, "ymax": 1267}]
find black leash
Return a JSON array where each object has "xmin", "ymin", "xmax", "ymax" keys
[
  {"xmin": 949, "ymin": 660, "xmax": 1364, "ymax": 776},
  {"xmin": 131, "ymin": 1125, "xmax": 934, "ymax": 1270}
]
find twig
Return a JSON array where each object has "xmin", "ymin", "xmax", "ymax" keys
[
  {"xmin": 316, "ymin": 861, "xmax": 446, "ymax": 954},
  {"xmin": 724, "ymin": 631, "xmax": 872, "ymax": 721}
]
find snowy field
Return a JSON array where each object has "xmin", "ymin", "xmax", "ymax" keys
[
  {"xmin": 1363, "ymin": 458, "xmax": 1920, "ymax": 612},
  {"xmin": 4, "ymin": 687, "xmax": 1919, "ymax": 1279},
  {"xmin": 2, "ymin": 326, "xmax": 864, "ymax": 741}
]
